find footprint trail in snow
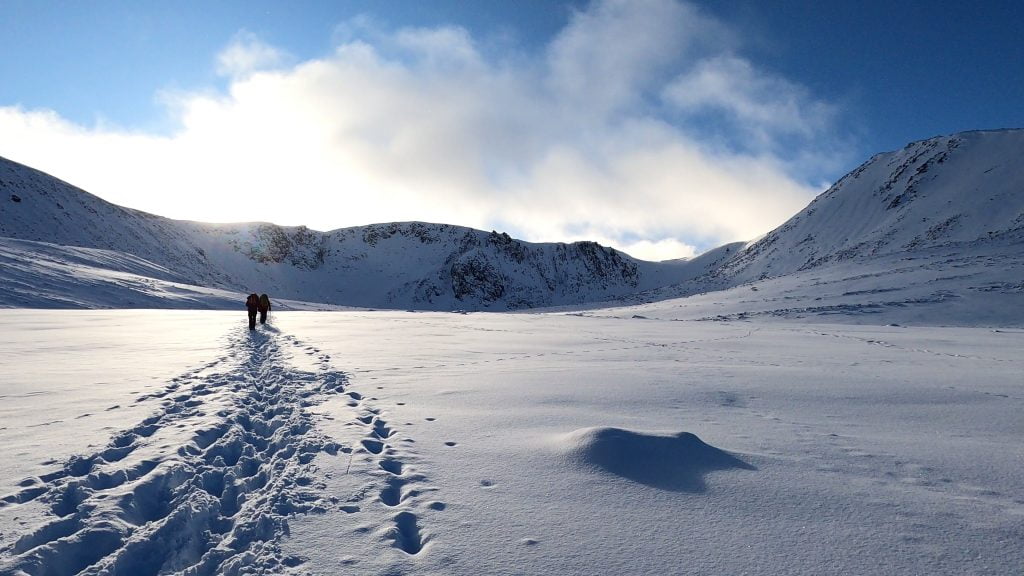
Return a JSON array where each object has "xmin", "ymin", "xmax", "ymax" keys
[
  {"xmin": 322, "ymin": 372, "xmax": 440, "ymax": 559},
  {"xmin": 0, "ymin": 326, "xmax": 357, "ymax": 575}
]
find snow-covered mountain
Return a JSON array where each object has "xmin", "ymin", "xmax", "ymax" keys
[
  {"xmin": 613, "ymin": 129, "xmax": 1024, "ymax": 326},
  {"xmin": 710, "ymin": 129, "xmax": 1024, "ymax": 284},
  {"xmin": 2, "ymin": 128, "xmax": 1023, "ymax": 322},
  {"xmin": 0, "ymin": 158, "xmax": 693, "ymax": 310}
]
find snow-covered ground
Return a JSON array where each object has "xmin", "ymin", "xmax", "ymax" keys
[{"xmin": 2, "ymin": 310, "xmax": 1021, "ymax": 575}]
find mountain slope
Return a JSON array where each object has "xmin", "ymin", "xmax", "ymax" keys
[
  {"xmin": 0, "ymin": 158, "xmax": 694, "ymax": 310},
  {"xmin": 0, "ymin": 237, "xmax": 239, "ymax": 309},
  {"xmin": 608, "ymin": 129, "xmax": 1024, "ymax": 326},
  {"xmin": 709, "ymin": 129, "xmax": 1024, "ymax": 285},
  {"xmin": 3, "ymin": 128, "xmax": 1022, "ymax": 321},
  {"xmin": 0, "ymin": 159, "xmax": 229, "ymax": 288}
]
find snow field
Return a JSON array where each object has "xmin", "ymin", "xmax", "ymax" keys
[
  {"xmin": 0, "ymin": 311, "xmax": 240, "ymax": 495},
  {"xmin": 1, "ymin": 310, "xmax": 1022, "ymax": 575},
  {"xmin": 274, "ymin": 312, "xmax": 1024, "ymax": 575}
]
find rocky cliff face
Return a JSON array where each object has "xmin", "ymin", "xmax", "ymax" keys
[{"xmin": 313, "ymin": 222, "xmax": 656, "ymax": 310}]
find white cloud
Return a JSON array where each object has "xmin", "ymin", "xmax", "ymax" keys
[
  {"xmin": 615, "ymin": 238, "xmax": 698, "ymax": 262},
  {"xmin": 0, "ymin": 0, "xmax": 850, "ymax": 261},
  {"xmin": 663, "ymin": 54, "xmax": 836, "ymax": 153},
  {"xmin": 546, "ymin": 0, "xmax": 723, "ymax": 117},
  {"xmin": 216, "ymin": 31, "xmax": 287, "ymax": 77}
]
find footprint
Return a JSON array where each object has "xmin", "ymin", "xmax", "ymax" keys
[
  {"xmin": 390, "ymin": 511, "xmax": 426, "ymax": 555},
  {"xmin": 361, "ymin": 439, "xmax": 385, "ymax": 455},
  {"xmin": 379, "ymin": 459, "xmax": 404, "ymax": 475},
  {"xmin": 11, "ymin": 515, "xmax": 80, "ymax": 554},
  {"xmin": 133, "ymin": 423, "xmax": 159, "ymax": 438},
  {"xmin": 65, "ymin": 455, "xmax": 96, "ymax": 477},
  {"xmin": 372, "ymin": 422, "xmax": 394, "ymax": 439},
  {"xmin": 26, "ymin": 524, "xmax": 124, "ymax": 576},
  {"xmin": 50, "ymin": 484, "xmax": 88, "ymax": 517},
  {"xmin": 380, "ymin": 477, "xmax": 408, "ymax": 507},
  {"xmin": 2, "ymin": 486, "xmax": 47, "ymax": 506},
  {"xmin": 100, "ymin": 444, "xmax": 136, "ymax": 464}
]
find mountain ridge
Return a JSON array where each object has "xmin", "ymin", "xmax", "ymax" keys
[
  {"xmin": 2, "ymin": 128, "xmax": 1023, "ymax": 323},
  {"xmin": 0, "ymin": 159, "xmax": 695, "ymax": 310},
  {"xmin": 704, "ymin": 129, "xmax": 1024, "ymax": 287},
  {"xmin": 607, "ymin": 129, "xmax": 1024, "ymax": 326}
]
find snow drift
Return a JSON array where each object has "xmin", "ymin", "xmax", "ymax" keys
[{"xmin": 559, "ymin": 427, "xmax": 755, "ymax": 492}]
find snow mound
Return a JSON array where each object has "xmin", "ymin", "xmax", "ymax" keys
[{"xmin": 559, "ymin": 427, "xmax": 754, "ymax": 492}]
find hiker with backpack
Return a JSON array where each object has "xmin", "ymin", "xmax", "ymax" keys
[
  {"xmin": 258, "ymin": 293, "xmax": 272, "ymax": 325},
  {"xmin": 245, "ymin": 293, "xmax": 259, "ymax": 330}
]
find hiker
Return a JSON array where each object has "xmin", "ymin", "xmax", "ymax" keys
[
  {"xmin": 245, "ymin": 293, "xmax": 259, "ymax": 330},
  {"xmin": 258, "ymin": 293, "xmax": 272, "ymax": 325}
]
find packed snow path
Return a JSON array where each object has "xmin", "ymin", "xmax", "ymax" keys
[{"xmin": 0, "ymin": 324, "xmax": 431, "ymax": 575}]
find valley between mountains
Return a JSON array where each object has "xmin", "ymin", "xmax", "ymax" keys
[
  {"xmin": 2, "ymin": 129, "xmax": 1022, "ymax": 326},
  {"xmin": 0, "ymin": 129, "xmax": 1022, "ymax": 575}
]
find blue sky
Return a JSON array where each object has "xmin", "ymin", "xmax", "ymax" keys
[{"xmin": 1, "ymin": 0, "xmax": 1022, "ymax": 260}]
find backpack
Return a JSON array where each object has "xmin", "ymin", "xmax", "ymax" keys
[
  {"xmin": 246, "ymin": 294, "xmax": 259, "ymax": 307},
  {"xmin": 258, "ymin": 294, "xmax": 270, "ymax": 311}
]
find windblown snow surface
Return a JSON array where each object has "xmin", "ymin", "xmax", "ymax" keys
[{"xmin": 0, "ymin": 310, "xmax": 1022, "ymax": 575}]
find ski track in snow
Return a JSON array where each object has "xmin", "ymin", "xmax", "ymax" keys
[{"xmin": 0, "ymin": 323, "xmax": 433, "ymax": 575}]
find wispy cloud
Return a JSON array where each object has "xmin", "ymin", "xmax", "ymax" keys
[
  {"xmin": 216, "ymin": 30, "xmax": 288, "ymax": 77},
  {"xmin": 0, "ymin": 0, "xmax": 852, "ymax": 261},
  {"xmin": 664, "ymin": 55, "xmax": 834, "ymax": 148}
]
